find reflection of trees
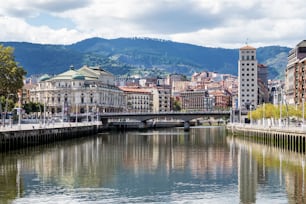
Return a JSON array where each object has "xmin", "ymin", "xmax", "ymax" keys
[
  {"xmin": 0, "ymin": 156, "xmax": 23, "ymax": 204},
  {"xmin": 231, "ymin": 136, "xmax": 306, "ymax": 204}
]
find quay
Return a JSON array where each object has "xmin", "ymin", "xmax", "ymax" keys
[
  {"xmin": 228, "ymin": 123, "xmax": 306, "ymax": 153},
  {"xmin": 0, "ymin": 122, "xmax": 103, "ymax": 152}
]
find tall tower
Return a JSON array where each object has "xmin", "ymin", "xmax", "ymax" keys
[{"xmin": 238, "ymin": 45, "xmax": 258, "ymax": 110}]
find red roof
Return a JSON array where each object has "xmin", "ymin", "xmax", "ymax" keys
[{"xmin": 240, "ymin": 45, "xmax": 256, "ymax": 50}]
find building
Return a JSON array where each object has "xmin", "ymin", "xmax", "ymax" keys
[
  {"xmin": 257, "ymin": 64, "xmax": 269, "ymax": 103},
  {"xmin": 180, "ymin": 90, "xmax": 214, "ymax": 111},
  {"xmin": 238, "ymin": 45, "xmax": 258, "ymax": 110},
  {"xmin": 119, "ymin": 86, "xmax": 153, "ymax": 112},
  {"xmin": 150, "ymin": 85, "xmax": 171, "ymax": 112},
  {"xmin": 210, "ymin": 90, "xmax": 231, "ymax": 110},
  {"xmin": 30, "ymin": 65, "xmax": 126, "ymax": 120},
  {"xmin": 285, "ymin": 40, "xmax": 306, "ymax": 105}
]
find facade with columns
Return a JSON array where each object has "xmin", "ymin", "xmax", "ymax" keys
[{"xmin": 30, "ymin": 65, "xmax": 126, "ymax": 119}]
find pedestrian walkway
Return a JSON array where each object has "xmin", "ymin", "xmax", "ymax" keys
[{"xmin": 0, "ymin": 122, "xmax": 100, "ymax": 132}]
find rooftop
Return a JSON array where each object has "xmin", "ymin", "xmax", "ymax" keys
[{"xmin": 240, "ymin": 45, "xmax": 256, "ymax": 50}]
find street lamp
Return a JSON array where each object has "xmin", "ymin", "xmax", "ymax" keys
[
  {"xmin": 263, "ymin": 103, "xmax": 265, "ymax": 127},
  {"xmin": 3, "ymin": 93, "xmax": 14, "ymax": 128},
  {"xmin": 303, "ymin": 98, "xmax": 305, "ymax": 130},
  {"xmin": 43, "ymin": 97, "xmax": 46, "ymax": 127},
  {"xmin": 18, "ymin": 92, "xmax": 22, "ymax": 130},
  {"xmin": 86, "ymin": 104, "xmax": 89, "ymax": 124},
  {"xmin": 75, "ymin": 103, "xmax": 78, "ymax": 126},
  {"xmin": 280, "ymin": 89, "xmax": 283, "ymax": 127},
  {"xmin": 250, "ymin": 105, "xmax": 252, "ymax": 125}
]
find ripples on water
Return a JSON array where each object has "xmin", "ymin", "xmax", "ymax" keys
[{"xmin": 0, "ymin": 127, "xmax": 305, "ymax": 203}]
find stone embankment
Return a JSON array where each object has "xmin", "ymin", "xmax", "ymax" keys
[{"xmin": 227, "ymin": 123, "xmax": 306, "ymax": 153}]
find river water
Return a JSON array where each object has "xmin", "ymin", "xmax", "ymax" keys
[{"xmin": 0, "ymin": 127, "xmax": 305, "ymax": 203}]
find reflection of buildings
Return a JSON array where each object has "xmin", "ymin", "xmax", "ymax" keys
[
  {"xmin": 233, "ymin": 136, "xmax": 306, "ymax": 204},
  {"xmin": 238, "ymin": 146, "xmax": 257, "ymax": 203},
  {"xmin": 5, "ymin": 128, "xmax": 306, "ymax": 203}
]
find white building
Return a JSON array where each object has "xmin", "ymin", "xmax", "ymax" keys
[
  {"xmin": 30, "ymin": 65, "xmax": 126, "ymax": 120},
  {"xmin": 119, "ymin": 86, "xmax": 153, "ymax": 112},
  {"xmin": 238, "ymin": 45, "xmax": 258, "ymax": 110}
]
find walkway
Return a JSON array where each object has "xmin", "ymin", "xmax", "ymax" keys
[{"xmin": 0, "ymin": 121, "xmax": 99, "ymax": 132}]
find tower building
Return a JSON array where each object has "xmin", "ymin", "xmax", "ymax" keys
[{"xmin": 238, "ymin": 45, "xmax": 258, "ymax": 110}]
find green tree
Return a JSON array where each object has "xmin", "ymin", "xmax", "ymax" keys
[
  {"xmin": 0, "ymin": 45, "xmax": 27, "ymax": 97},
  {"xmin": 172, "ymin": 97, "xmax": 181, "ymax": 111}
]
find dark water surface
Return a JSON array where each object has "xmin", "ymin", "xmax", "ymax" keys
[{"xmin": 0, "ymin": 127, "xmax": 305, "ymax": 203}]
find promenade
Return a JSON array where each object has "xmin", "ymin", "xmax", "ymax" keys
[
  {"xmin": 0, "ymin": 121, "xmax": 102, "ymax": 152},
  {"xmin": 228, "ymin": 122, "xmax": 306, "ymax": 153},
  {"xmin": 0, "ymin": 121, "xmax": 100, "ymax": 132},
  {"xmin": 228, "ymin": 122, "xmax": 306, "ymax": 134}
]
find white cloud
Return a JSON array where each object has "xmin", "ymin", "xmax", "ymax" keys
[{"xmin": 0, "ymin": 0, "xmax": 305, "ymax": 48}]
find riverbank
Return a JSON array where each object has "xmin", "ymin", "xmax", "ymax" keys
[
  {"xmin": 227, "ymin": 123, "xmax": 306, "ymax": 153},
  {"xmin": 0, "ymin": 122, "xmax": 103, "ymax": 152}
]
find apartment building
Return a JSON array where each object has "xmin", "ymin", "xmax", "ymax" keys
[
  {"xmin": 119, "ymin": 86, "xmax": 153, "ymax": 112},
  {"xmin": 238, "ymin": 45, "xmax": 258, "ymax": 110},
  {"xmin": 285, "ymin": 40, "xmax": 306, "ymax": 105}
]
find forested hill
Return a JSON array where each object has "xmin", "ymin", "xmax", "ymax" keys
[{"xmin": 1, "ymin": 37, "xmax": 291, "ymax": 79}]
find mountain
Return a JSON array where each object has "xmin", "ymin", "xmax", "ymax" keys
[{"xmin": 1, "ymin": 37, "xmax": 291, "ymax": 79}]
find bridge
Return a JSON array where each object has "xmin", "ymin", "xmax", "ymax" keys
[
  {"xmin": 98, "ymin": 110, "xmax": 232, "ymax": 130},
  {"xmin": 68, "ymin": 110, "xmax": 248, "ymax": 130}
]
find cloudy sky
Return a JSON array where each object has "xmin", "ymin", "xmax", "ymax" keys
[{"xmin": 0, "ymin": 0, "xmax": 305, "ymax": 48}]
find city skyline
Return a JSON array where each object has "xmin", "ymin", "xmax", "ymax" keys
[{"xmin": 0, "ymin": 0, "xmax": 305, "ymax": 48}]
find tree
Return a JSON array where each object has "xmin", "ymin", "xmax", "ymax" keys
[{"xmin": 0, "ymin": 45, "xmax": 27, "ymax": 97}]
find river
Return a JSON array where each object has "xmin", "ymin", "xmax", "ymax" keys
[{"xmin": 0, "ymin": 127, "xmax": 305, "ymax": 203}]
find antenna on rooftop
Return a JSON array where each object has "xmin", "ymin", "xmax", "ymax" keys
[{"xmin": 245, "ymin": 38, "xmax": 249, "ymax": 45}]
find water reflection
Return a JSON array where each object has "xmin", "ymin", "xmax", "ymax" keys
[
  {"xmin": 231, "ymin": 136, "xmax": 306, "ymax": 204},
  {"xmin": 0, "ymin": 127, "xmax": 306, "ymax": 203}
]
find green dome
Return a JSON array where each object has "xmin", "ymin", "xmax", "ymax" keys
[
  {"xmin": 39, "ymin": 74, "xmax": 51, "ymax": 82},
  {"xmin": 72, "ymin": 73, "xmax": 85, "ymax": 80}
]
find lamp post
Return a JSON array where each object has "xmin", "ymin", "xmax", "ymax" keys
[
  {"xmin": 96, "ymin": 107, "xmax": 99, "ymax": 125},
  {"xmin": 62, "ymin": 101, "xmax": 65, "ymax": 127},
  {"xmin": 75, "ymin": 103, "xmax": 78, "ymax": 126},
  {"xmin": 303, "ymin": 98, "xmax": 305, "ymax": 130},
  {"xmin": 18, "ymin": 92, "xmax": 22, "ymax": 130},
  {"xmin": 239, "ymin": 106, "xmax": 242, "ymax": 124},
  {"xmin": 3, "ymin": 93, "xmax": 14, "ymax": 128},
  {"xmin": 230, "ymin": 107, "xmax": 232, "ymax": 123},
  {"xmin": 43, "ymin": 97, "xmax": 46, "ymax": 128},
  {"xmin": 263, "ymin": 103, "xmax": 265, "ymax": 127},
  {"xmin": 280, "ymin": 89, "xmax": 282, "ymax": 127},
  {"xmin": 250, "ymin": 105, "xmax": 252, "ymax": 125},
  {"xmin": 86, "ymin": 104, "xmax": 89, "ymax": 124}
]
